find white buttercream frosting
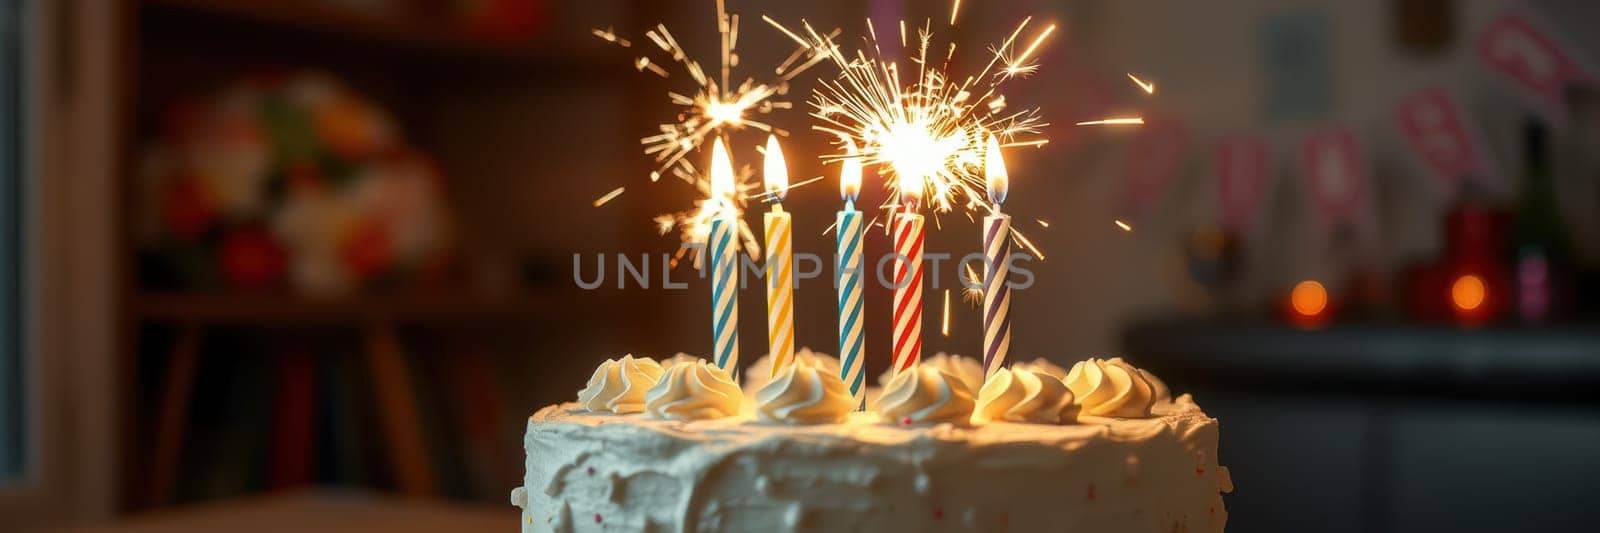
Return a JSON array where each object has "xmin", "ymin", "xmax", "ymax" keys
[
  {"xmin": 744, "ymin": 347, "xmax": 842, "ymax": 391},
  {"xmin": 644, "ymin": 360, "xmax": 742, "ymax": 421},
  {"xmin": 1064, "ymin": 357, "xmax": 1157, "ymax": 418},
  {"xmin": 753, "ymin": 360, "xmax": 855, "ymax": 424},
  {"xmin": 518, "ymin": 397, "xmax": 1231, "ymax": 533},
  {"xmin": 973, "ymin": 368, "xmax": 1077, "ymax": 424},
  {"xmin": 877, "ymin": 365, "xmax": 976, "ymax": 425},
  {"xmin": 1011, "ymin": 357, "xmax": 1069, "ymax": 380},
  {"xmin": 1109, "ymin": 356, "xmax": 1173, "ymax": 402},
  {"xmin": 876, "ymin": 352, "xmax": 984, "ymax": 392},
  {"xmin": 576, "ymin": 355, "xmax": 664, "ymax": 414}
]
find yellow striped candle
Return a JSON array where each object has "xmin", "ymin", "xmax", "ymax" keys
[
  {"xmin": 708, "ymin": 139, "xmax": 740, "ymax": 379},
  {"xmin": 762, "ymin": 136, "xmax": 795, "ymax": 377}
]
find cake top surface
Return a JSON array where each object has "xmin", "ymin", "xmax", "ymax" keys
[{"xmin": 529, "ymin": 393, "xmax": 1214, "ymax": 449}]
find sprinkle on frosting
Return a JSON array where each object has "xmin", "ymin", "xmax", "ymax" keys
[
  {"xmin": 877, "ymin": 352, "xmax": 984, "ymax": 392},
  {"xmin": 1064, "ymin": 357, "xmax": 1156, "ymax": 418},
  {"xmin": 973, "ymin": 368, "xmax": 1077, "ymax": 424},
  {"xmin": 877, "ymin": 365, "xmax": 976, "ymax": 426},
  {"xmin": 754, "ymin": 359, "xmax": 855, "ymax": 424},
  {"xmin": 645, "ymin": 360, "xmax": 743, "ymax": 421},
  {"xmin": 577, "ymin": 355, "xmax": 665, "ymax": 414},
  {"xmin": 1109, "ymin": 356, "xmax": 1172, "ymax": 403},
  {"xmin": 1011, "ymin": 357, "xmax": 1069, "ymax": 380}
]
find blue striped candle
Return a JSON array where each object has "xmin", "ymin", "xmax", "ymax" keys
[
  {"xmin": 710, "ymin": 217, "xmax": 739, "ymax": 380},
  {"xmin": 836, "ymin": 207, "xmax": 865, "ymax": 409},
  {"xmin": 836, "ymin": 146, "xmax": 866, "ymax": 410},
  {"xmin": 707, "ymin": 139, "xmax": 740, "ymax": 380}
]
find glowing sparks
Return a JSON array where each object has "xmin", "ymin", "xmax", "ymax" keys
[
  {"xmin": 596, "ymin": 1, "xmax": 836, "ymax": 259},
  {"xmin": 777, "ymin": 8, "xmax": 1054, "ymax": 257},
  {"xmin": 1036, "ymin": 219, "xmax": 1050, "ymax": 228},
  {"xmin": 592, "ymin": 187, "xmax": 626, "ymax": 207},
  {"xmin": 949, "ymin": 0, "xmax": 962, "ymax": 26},
  {"xmin": 962, "ymin": 264, "xmax": 983, "ymax": 306},
  {"xmin": 1115, "ymin": 219, "xmax": 1133, "ymax": 232},
  {"xmin": 1127, "ymin": 73, "xmax": 1155, "ymax": 94},
  {"xmin": 1077, "ymin": 117, "xmax": 1145, "ymax": 126}
]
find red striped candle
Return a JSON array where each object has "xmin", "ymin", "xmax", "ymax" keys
[{"xmin": 891, "ymin": 204, "xmax": 925, "ymax": 378}]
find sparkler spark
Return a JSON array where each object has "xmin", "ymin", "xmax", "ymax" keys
[
  {"xmin": 592, "ymin": 187, "xmax": 626, "ymax": 207},
  {"xmin": 1115, "ymin": 219, "xmax": 1133, "ymax": 232},
  {"xmin": 596, "ymin": 0, "xmax": 836, "ymax": 261},
  {"xmin": 962, "ymin": 264, "xmax": 983, "ymax": 306},
  {"xmin": 1077, "ymin": 117, "xmax": 1145, "ymax": 126},
  {"xmin": 1127, "ymin": 73, "xmax": 1156, "ymax": 94},
  {"xmin": 776, "ymin": 7, "xmax": 1054, "ymax": 257},
  {"xmin": 942, "ymin": 289, "xmax": 952, "ymax": 336}
]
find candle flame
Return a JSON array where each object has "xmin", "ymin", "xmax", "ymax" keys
[
  {"xmin": 710, "ymin": 137, "xmax": 736, "ymax": 205},
  {"xmin": 840, "ymin": 138, "xmax": 861, "ymax": 202},
  {"xmin": 763, "ymin": 135, "xmax": 788, "ymax": 202},
  {"xmin": 984, "ymin": 134, "xmax": 1008, "ymax": 205}
]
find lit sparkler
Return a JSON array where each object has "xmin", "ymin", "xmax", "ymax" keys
[
  {"xmin": 774, "ymin": 7, "xmax": 1055, "ymax": 257},
  {"xmin": 596, "ymin": 0, "xmax": 836, "ymax": 261}
]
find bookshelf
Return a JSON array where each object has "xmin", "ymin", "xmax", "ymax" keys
[{"xmin": 117, "ymin": 0, "xmax": 666, "ymax": 513}]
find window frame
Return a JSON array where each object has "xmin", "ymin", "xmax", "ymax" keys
[{"xmin": 0, "ymin": 0, "xmax": 121, "ymax": 525}]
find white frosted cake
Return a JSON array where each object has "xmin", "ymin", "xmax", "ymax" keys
[{"xmin": 512, "ymin": 353, "xmax": 1232, "ymax": 532}]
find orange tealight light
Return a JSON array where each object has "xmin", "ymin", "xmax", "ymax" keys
[
  {"xmin": 1288, "ymin": 280, "xmax": 1330, "ymax": 327},
  {"xmin": 1450, "ymin": 274, "xmax": 1486, "ymax": 312},
  {"xmin": 1449, "ymin": 273, "xmax": 1492, "ymax": 325}
]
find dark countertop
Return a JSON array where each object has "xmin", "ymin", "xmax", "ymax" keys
[{"xmin": 1120, "ymin": 318, "xmax": 1600, "ymax": 402}]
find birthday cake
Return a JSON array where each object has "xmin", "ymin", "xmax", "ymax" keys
[{"xmin": 511, "ymin": 353, "xmax": 1232, "ymax": 532}]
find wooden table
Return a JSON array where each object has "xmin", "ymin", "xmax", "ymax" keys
[{"xmin": 56, "ymin": 490, "xmax": 516, "ymax": 533}]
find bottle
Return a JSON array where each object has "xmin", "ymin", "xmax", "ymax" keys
[{"xmin": 1509, "ymin": 118, "xmax": 1572, "ymax": 323}]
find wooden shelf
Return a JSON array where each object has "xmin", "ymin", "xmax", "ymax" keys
[
  {"xmin": 135, "ymin": 290, "xmax": 550, "ymax": 325},
  {"xmin": 141, "ymin": 0, "xmax": 610, "ymax": 73}
]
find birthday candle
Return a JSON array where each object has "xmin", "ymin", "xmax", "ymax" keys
[
  {"xmin": 835, "ymin": 141, "xmax": 866, "ymax": 409},
  {"xmin": 762, "ymin": 136, "xmax": 796, "ymax": 377},
  {"xmin": 708, "ymin": 138, "xmax": 740, "ymax": 379},
  {"xmin": 981, "ymin": 135, "xmax": 1012, "ymax": 381},
  {"xmin": 891, "ymin": 174, "xmax": 925, "ymax": 377}
]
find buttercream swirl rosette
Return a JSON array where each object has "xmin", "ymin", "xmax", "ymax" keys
[
  {"xmin": 576, "ymin": 355, "xmax": 665, "ymax": 414},
  {"xmin": 644, "ymin": 360, "xmax": 742, "ymax": 421},
  {"xmin": 877, "ymin": 365, "xmax": 976, "ymax": 426},
  {"xmin": 1011, "ymin": 357, "xmax": 1069, "ymax": 380},
  {"xmin": 1108, "ymin": 356, "xmax": 1171, "ymax": 402},
  {"xmin": 1064, "ymin": 357, "xmax": 1158, "ymax": 418},
  {"xmin": 744, "ymin": 348, "xmax": 842, "ymax": 392},
  {"xmin": 973, "ymin": 368, "xmax": 1077, "ymax": 424},
  {"xmin": 876, "ymin": 352, "xmax": 984, "ymax": 393},
  {"xmin": 754, "ymin": 360, "xmax": 855, "ymax": 424}
]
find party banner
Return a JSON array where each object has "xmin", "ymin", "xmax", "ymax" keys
[
  {"xmin": 1299, "ymin": 127, "xmax": 1369, "ymax": 230},
  {"xmin": 1475, "ymin": 10, "xmax": 1597, "ymax": 125},
  {"xmin": 1214, "ymin": 135, "xmax": 1271, "ymax": 234},
  {"xmin": 1122, "ymin": 116, "xmax": 1190, "ymax": 217},
  {"xmin": 1393, "ymin": 86, "xmax": 1501, "ymax": 198}
]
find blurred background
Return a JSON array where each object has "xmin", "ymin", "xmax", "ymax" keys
[{"xmin": 4, "ymin": 0, "xmax": 1599, "ymax": 531}]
